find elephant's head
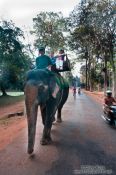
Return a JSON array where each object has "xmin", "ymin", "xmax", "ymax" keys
[{"xmin": 25, "ymin": 69, "xmax": 60, "ymax": 105}]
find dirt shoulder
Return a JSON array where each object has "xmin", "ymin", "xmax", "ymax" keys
[
  {"xmin": 84, "ymin": 90, "xmax": 104, "ymax": 104},
  {"xmin": 0, "ymin": 101, "xmax": 25, "ymax": 119},
  {"xmin": 0, "ymin": 100, "xmax": 26, "ymax": 151},
  {"xmin": 0, "ymin": 116, "xmax": 26, "ymax": 151},
  {"xmin": 84, "ymin": 90, "xmax": 104, "ymax": 105}
]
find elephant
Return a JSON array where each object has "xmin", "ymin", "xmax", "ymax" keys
[{"xmin": 24, "ymin": 69, "xmax": 69, "ymax": 154}]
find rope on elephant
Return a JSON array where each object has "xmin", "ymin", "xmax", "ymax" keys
[
  {"xmin": 57, "ymin": 75, "xmax": 69, "ymax": 89},
  {"xmin": 45, "ymin": 69, "xmax": 69, "ymax": 89}
]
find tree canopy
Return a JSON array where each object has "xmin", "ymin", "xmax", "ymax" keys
[
  {"xmin": 67, "ymin": 0, "xmax": 116, "ymax": 94},
  {"xmin": 0, "ymin": 20, "xmax": 31, "ymax": 95},
  {"xmin": 31, "ymin": 11, "xmax": 67, "ymax": 52}
]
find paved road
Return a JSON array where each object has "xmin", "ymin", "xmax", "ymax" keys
[{"xmin": 0, "ymin": 92, "xmax": 116, "ymax": 175}]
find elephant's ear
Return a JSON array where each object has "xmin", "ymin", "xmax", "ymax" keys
[
  {"xmin": 49, "ymin": 78, "xmax": 60, "ymax": 98},
  {"xmin": 52, "ymin": 83, "xmax": 60, "ymax": 98}
]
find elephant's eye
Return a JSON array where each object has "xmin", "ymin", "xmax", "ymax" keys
[
  {"xmin": 38, "ymin": 84, "xmax": 48, "ymax": 92},
  {"xmin": 38, "ymin": 85, "xmax": 43, "ymax": 91},
  {"xmin": 43, "ymin": 85, "xmax": 48, "ymax": 90}
]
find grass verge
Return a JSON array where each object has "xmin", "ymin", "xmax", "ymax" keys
[{"xmin": 0, "ymin": 92, "xmax": 24, "ymax": 107}]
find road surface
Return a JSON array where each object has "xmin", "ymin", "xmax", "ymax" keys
[{"xmin": 0, "ymin": 91, "xmax": 116, "ymax": 175}]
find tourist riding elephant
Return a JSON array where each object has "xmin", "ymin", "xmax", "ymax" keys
[{"xmin": 24, "ymin": 69, "xmax": 69, "ymax": 154}]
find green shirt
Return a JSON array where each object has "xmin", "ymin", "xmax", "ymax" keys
[{"xmin": 36, "ymin": 55, "xmax": 52, "ymax": 69}]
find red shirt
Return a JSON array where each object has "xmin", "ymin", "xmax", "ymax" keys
[
  {"xmin": 104, "ymin": 96, "xmax": 116, "ymax": 106},
  {"xmin": 73, "ymin": 88, "xmax": 76, "ymax": 92}
]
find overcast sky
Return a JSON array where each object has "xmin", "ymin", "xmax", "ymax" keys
[{"xmin": 0, "ymin": 0, "xmax": 80, "ymax": 29}]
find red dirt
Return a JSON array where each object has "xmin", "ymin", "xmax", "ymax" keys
[
  {"xmin": 0, "ymin": 101, "xmax": 26, "ymax": 151},
  {"xmin": 0, "ymin": 116, "xmax": 26, "ymax": 151},
  {"xmin": 84, "ymin": 90, "xmax": 104, "ymax": 104},
  {"xmin": 0, "ymin": 101, "xmax": 25, "ymax": 119}
]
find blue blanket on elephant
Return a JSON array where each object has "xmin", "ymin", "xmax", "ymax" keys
[
  {"xmin": 46, "ymin": 70, "xmax": 69, "ymax": 89},
  {"xmin": 26, "ymin": 68, "xmax": 69, "ymax": 90}
]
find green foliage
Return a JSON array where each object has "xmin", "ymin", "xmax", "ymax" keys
[
  {"xmin": 0, "ymin": 93, "xmax": 24, "ymax": 107},
  {"xmin": 68, "ymin": 0, "xmax": 115, "ymax": 90},
  {"xmin": 68, "ymin": 0, "xmax": 115, "ymax": 61},
  {"xmin": 90, "ymin": 68, "xmax": 104, "ymax": 84},
  {"xmin": 0, "ymin": 21, "xmax": 24, "ymax": 55},
  {"xmin": 0, "ymin": 20, "xmax": 31, "ymax": 94}
]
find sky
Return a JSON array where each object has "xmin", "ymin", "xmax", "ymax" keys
[{"xmin": 0, "ymin": 0, "xmax": 80, "ymax": 29}]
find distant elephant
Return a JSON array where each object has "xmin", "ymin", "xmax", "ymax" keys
[{"xmin": 24, "ymin": 69, "xmax": 69, "ymax": 154}]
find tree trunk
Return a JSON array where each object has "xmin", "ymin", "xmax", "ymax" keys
[
  {"xmin": 103, "ymin": 57, "xmax": 108, "ymax": 95},
  {"xmin": 112, "ymin": 70, "xmax": 116, "ymax": 98},
  {"xmin": 85, "ymin": 57, "xmax": 88, "ymax": 90},
  {"xmin": 110, "ymin": 42, "xmax": 116, "ymax": 98},
  {"xmin": 0, "ymin": 85, "xmax": 7, "ymax": 96}
]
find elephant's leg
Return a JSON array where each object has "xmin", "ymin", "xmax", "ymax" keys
[
  {"xmin": 41, "ymin": 97, "xmax": 57, "ymax": 145},
  {"xmin": 41, "ymin": 116, "xmax": 53, "ymax": 145},
  {"xmin": 40, "ymin": 105, "xmax": 46, "ymax": 125},
  {"xmin": 52, "ymin": 115, "xmax": 56, "ymax": 122},
  {"xmin": 57, "ymin": 108, "xmax": 62, "ymax": 123},
  {"xmin": 56, "ymin": 88, "xmax": 69, "ymax": 123},
  {"xmin": 25, "ymin": 85, "xmax": 38, "ymax": 154},
  {"xmin": 41, "ymin": 127, "xmax": 52, "ymax": 145}
]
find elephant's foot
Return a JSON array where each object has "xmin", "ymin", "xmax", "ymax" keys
[
  {"xmin": 56, "ymin": 118, "xmax": 62, "ymax": 123},
  {"xmin": 28, "ymin": 148, "xmax": 34, "ymax": 155},
  {"xmin": 52, "ymin": 116, "xmax": 55, "ymax": 122},
  {"xmin": 52, "ymin": 117, "xmax": 56, "ymax": 125},
  {"xmin": 40, "ymin": 137, "xmax": 52, "ymax": 145}
]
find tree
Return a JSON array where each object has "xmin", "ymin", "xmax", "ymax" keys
[
  {"xmin": 31, "ymin": 12, "xmax": 67, "ymax": 52},
  {"xmin": 64, "ymin": 71, "xmax": 74, "ymax": 86},
  {"xmin": 0, "ymin": 20, "xmax": 31, "ymax": 95},
  {"xmin": 68, "ymin": 0, "xmax": 116, "ymax": 94}
]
